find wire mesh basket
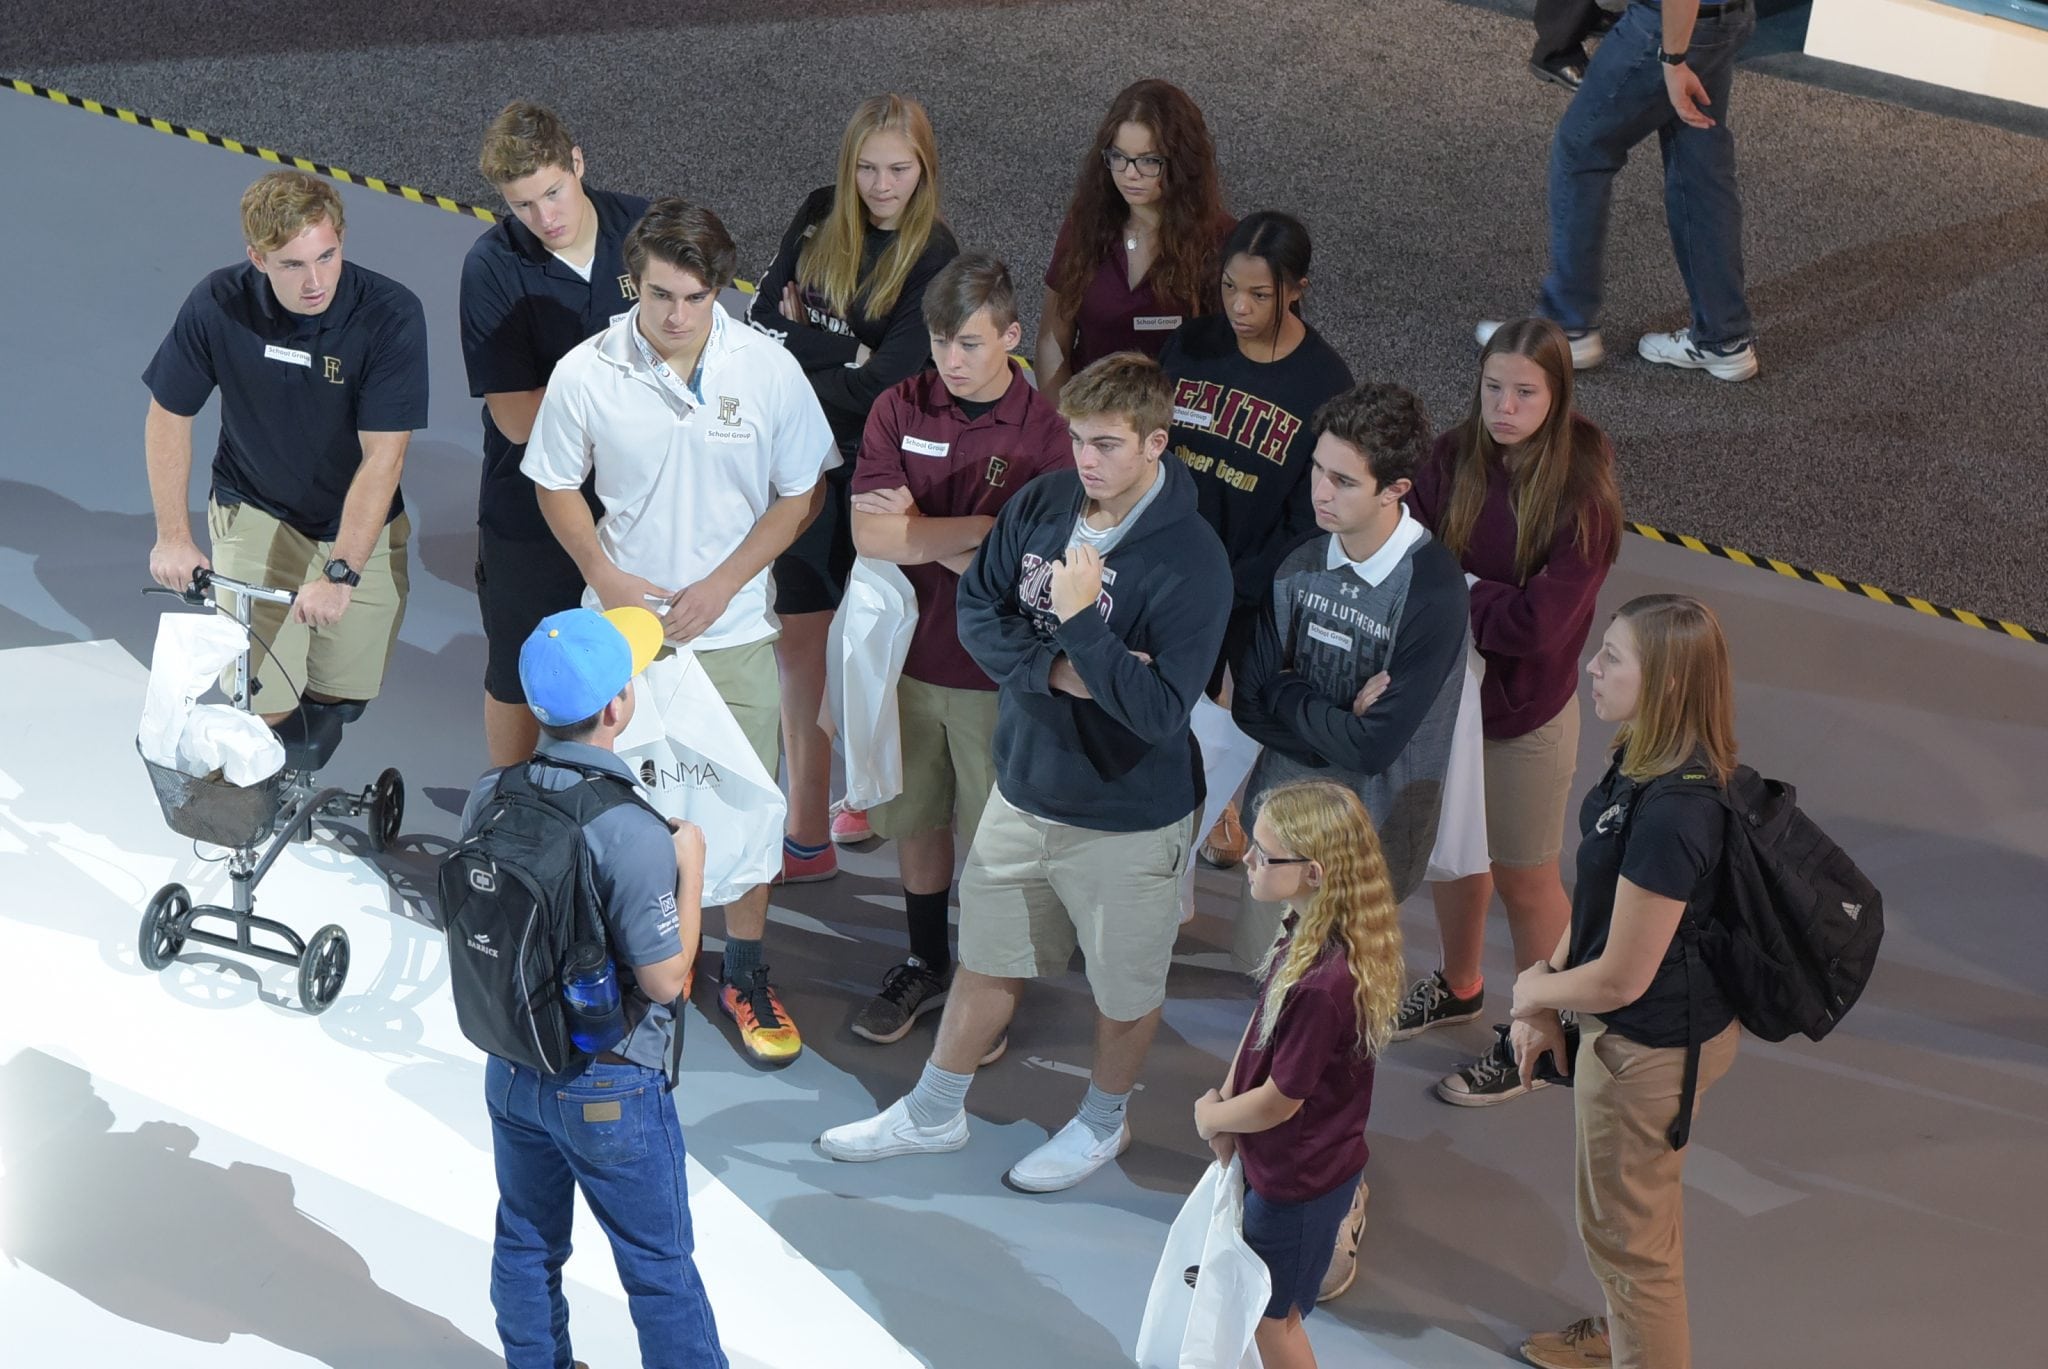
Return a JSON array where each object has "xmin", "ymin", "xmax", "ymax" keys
[{"xmin": 137, "ymin": 740, "xmax": 288, "ymax": 848}]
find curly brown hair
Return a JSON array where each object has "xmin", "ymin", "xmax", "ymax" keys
[{"xmin": 1050, "ymin": 79, "xmax": 1227, "ymax": 328}]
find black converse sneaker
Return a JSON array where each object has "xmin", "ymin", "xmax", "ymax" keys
[
  {"xmin": 1392, "ymin": 971, "xmax": 1485, "ymax": 1041},
  {"xmin": 851, "ymin": 958, "xmax": 950, "ymax": 1044},
  {"xmin": 1435, "ymin": 1024, "xmax": 1549, "ymax": 1106}
]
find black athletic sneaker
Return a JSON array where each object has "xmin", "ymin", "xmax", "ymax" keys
[
  {"xmin": 1435, "ymin": 1024, "xmax": 1548, "ymax": 1107},
  {"xmin": 1392, "ymin": 971, "xmax": 1485, "ymax": 1041},
  {"xmin": 851, "ymin": 957, "xmax": 950, "ymax": 1044}
]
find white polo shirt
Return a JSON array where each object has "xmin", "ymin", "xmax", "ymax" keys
[{"xmin": 523, "ymin": 304, "xmax": 838, "ymax": 652}]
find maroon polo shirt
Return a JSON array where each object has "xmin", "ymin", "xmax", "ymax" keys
[
  {"xmin": 853, "ymin": 362, "xmax": 1072, "ymax": 690},
  {"xmin": 1405, "ymin": 419, "xmax": 1618, "ymax": 741},
  {"xmin": 1043, "ymin": 213, "xmax": 1236, "ymax": 370},
  {"xmin": 1230, "ymin": 921, "xmax": 1377, "ymax": 1205}
]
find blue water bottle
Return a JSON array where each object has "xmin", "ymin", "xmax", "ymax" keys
[{"xmin": 562, "ymin": 942, "xmax": 626, "ymax": 1055}]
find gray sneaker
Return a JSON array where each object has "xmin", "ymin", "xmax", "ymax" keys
[
  {"xmin": 1316, "ymin": 1174, "xmax": 1371, "ymax": 1302},
  {"xmin": 850, "ymin": 957, "xmax": 949, "ymax": 1044}
]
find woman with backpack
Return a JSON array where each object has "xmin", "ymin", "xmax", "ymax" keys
[
  {"xmin": 1506, "ymin": 593, "xmax": 1742, "ymax": 1369},
  {"xmin": 749, "ymin": 93, "xmax": 960, "ymax": 877},
  {"xmin": 1193, "ymin": 780, "xmax": 1405, "ymax": 1367}
]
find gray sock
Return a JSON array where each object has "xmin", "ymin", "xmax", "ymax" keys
[
  {"xmin": 1077, "ymin": 1082, "xmax": 1131, "ymax": 1143},
  {"xmin": 905, "ymin": 1059, "xmax": 974, "ymax": 1130}
]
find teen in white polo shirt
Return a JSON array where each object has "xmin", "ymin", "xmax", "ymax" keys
[{"xmin": 522, "ymin": 198, "xmax": 837, "ymax": 1065}]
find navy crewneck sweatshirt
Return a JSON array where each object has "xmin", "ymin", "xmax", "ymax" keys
[{"xmin": 956, "ymin": 458, "xmax": 1233, "ymax": 832}]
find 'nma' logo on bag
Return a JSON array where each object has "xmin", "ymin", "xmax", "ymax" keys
[
  {"xmin": 638, "ymin": 757, "xmax": 725, "ymax": 790},
  {"xmin": 1182, "ymin": 1264, "xmax": 1201, "ymax": 1289}
]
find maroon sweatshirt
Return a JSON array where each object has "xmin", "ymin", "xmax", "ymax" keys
[{"xmin": 1406, "ymin": 419, "xmax": 1618, "ymax": 741}]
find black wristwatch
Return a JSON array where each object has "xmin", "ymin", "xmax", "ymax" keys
[
  {"xmin": 323, "ymin": 557, "xmax": 361, "ymax": 587},
  {"xmin": 1658, "ymin": 47, "xmax": 1689, "ymax": 66}
]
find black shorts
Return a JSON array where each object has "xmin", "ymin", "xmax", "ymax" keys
[
  {"xmin": 1243, "ymin": 1168, "xmax": 1363, "ymax": 1320},
  {"xmin": 476, "ymin": 529, "xmax": 587, "ymax": 703},
  {"xmin": 772, "ymin": 459, "xmax": 855, "ymax": 615}
]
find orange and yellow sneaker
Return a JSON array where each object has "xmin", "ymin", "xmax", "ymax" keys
[{"xmin": 719, "ymin": 966, "xmax": 803, "ymax": 1065}]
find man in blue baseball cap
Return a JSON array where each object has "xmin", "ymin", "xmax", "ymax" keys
[{"xmin": 458, "ymin": 604, "xmax": 729, "ymax": 1369}]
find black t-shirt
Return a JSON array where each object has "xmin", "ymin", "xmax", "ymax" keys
[
  {"xmin": 458, "ymin": 187, "xmax": 649, "ymax": 540},
  {"xmin": 1566, "ymin": 755, "xmax": 1737, "ymax": 1047},
  {"xmin": 1157, "ymin": 314, "xmax": 1354, "ymax": 609},
  {"xmin": 143, "ymin": 261, "xmax": 429, "ymax": 541}
]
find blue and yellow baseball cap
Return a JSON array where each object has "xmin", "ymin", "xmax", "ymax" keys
[{"xmin": 519, "ymin": 606, "xmax": 664, "ymax": 725}]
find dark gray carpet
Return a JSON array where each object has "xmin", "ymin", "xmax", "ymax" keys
[{"xmin": 6, "ymin": 0, "xmax": 2047, "ymax": 629}]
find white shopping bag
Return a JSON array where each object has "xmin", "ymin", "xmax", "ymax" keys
[
  {"xmin": 175, "ymin": 704, "xmax": 286, "ymax": 785},
  {"xmin": 826, "ymin": 558, "xmax": 919, "ymax": 811},
  {"xmin": 614, "ymin": 649, "xmax": 787, "ymax": 907},
  {"xmin": 139, "ymin": 614, "xmax": 255, "ymax": 771},
  {"xmin": 1426, "ymin": 645, "xmax": 1490, "ymax": 883},
  {"xmin": 1183, "ymin": 696, "xmax": 1263, "ymax": 921},
  {"xmin": 1135, "ymin": 1157, "xmax": 1269, "ymax": 1369}
]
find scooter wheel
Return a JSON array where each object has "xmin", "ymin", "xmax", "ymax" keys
[
  {"xmin": 368, "ymin": 768, "xmax": 404, "ymax": 853},
  {"xmin": 138, "ymin": 883, "xmax": 191, "ymax": 971},
  {"xmin": 298, "ymin": 924, "xmax": 350, "ymax": 1014}
]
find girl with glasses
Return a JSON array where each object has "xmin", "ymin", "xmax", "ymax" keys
[
  {"xmin": 749, "ymin": 94, "xmax": 960, "ymax": 881},
  {"xmin": 1193, "ymin": 780, "xmax": 1404, "ymax": 1368},
  {"xmin": 1037, "ymin": 79, "xmax": 1232, "ymax": 406}
]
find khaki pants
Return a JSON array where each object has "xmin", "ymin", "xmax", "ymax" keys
[
  {"xmin": 691, "ymin": 635, "xmax": 781, "ymax": 777},
  {"xmin": 868, "ymin": 679, "xmax": 998, "ymax": 841},
  {"xmin": 207, "ymin": 500, "xmax": 409, "ymax": 708},
  {"xmin": 1573, "ymin": 1017, "xmax": 1740, "ymax": 1369}
]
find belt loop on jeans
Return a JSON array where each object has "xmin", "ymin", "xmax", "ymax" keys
[{"xmin": 1694, "ymin": 0, "xmax": 1751, "ymax": 17}]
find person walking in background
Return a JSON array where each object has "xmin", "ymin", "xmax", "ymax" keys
[
  {"xmin": 1510, "ymin": 594, "xmax": 1743, "ymax": 1369},
  {"xmin": 750, "ymin": 94, "xmax": 960, "ymax": 875},
  {"xmin": 1401, "ymin": 318, "xmax": 1624, "ymax": 1108},
  {"xmin": 1530, "ymin": 0, "xmax": 1621, "ymax": 91},
  {"xmin": 1194, "ymin": 780, "xmax": 1405, "ymax": 1369},
  {"xmin": 1481, "ymin": 0, "xmax": 1762, "ymax": 382},
  {"xmin": 1037, "ymin": 79, "xmax": 1233, "ymax": 405}
]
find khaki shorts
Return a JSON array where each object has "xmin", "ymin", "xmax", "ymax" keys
[
  {"xmin": 957, "ymin": 792, "xmax": 1193, "ymax": 1021},
  {"xmin": 693, "ymin": 635, "xmax": 781, "ymax": 777},
  {"xmin": 869, "ymin": 679, "xmax": 999, "ymax": 841},
  {"xmin": 206, "ymin": 500, "xmax": 410, "ymax": 709},
  {"xmin": 1484, "ymin": 695, "xmax": 1583, "ymax": 868}
]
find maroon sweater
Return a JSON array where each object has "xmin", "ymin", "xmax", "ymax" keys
[{"xmin": 1406, "ymin": 420, "xmax": 1617, "ymax": 741}]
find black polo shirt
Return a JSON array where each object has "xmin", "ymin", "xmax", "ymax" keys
[
  {"xmin": 143, "ymin": 261, "xmax": 428, "ymax": 542},
  {"xmin": 459, "ymin": 187, "xmax": 649, "ymax": 541}
]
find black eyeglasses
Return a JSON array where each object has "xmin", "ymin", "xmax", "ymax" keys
[
  {"xmin": 1247, "ymin": 846, "xmax": 1312, "ymax": 869},
  {"xmin": 1102, "ymin": 148, "xmax": 1168, "ymax": 179}
]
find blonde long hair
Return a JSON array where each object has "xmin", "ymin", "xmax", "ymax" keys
[
  {"xmin": 1609, "ymin": 594, "xmax": 1739, "ymax": 784},
  {"xmin": 1251, "ymin": 783, "xmax": 1406, "ymax": 1059},
  {"xmin": 797, "ymin": 94, "xmax": 942, "ymax": 320}
]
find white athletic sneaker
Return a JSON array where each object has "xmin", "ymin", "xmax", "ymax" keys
[
  {"xmin": 1476, "ymin": 319, "xmax": 1604, "ymax": 370},
  {"xmin": 818, "ymin": 1096, "xmax": 969, "ymax": 1162},
  {"xmin": 1636, "ymin": 328, "xmax": 1759, "ymax": 382},
  {"xmin": 1005, "ymin": 1117, "xmax": 1131, "ymax": 1192}
]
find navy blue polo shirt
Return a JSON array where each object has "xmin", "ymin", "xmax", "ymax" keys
[
  {"xmin": 459, "ymin": 187, "xmax": 649, "ymax": 541},
  {"xmin": 143, "ymin": 261, "xmax": 429, "ymax": 542}
]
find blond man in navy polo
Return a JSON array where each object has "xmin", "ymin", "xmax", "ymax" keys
[
  {"xmin": 462, "ymin": 101, "xmax": 649, "ymax": 767},
  {"xmin": 845, "ymin": 254, "xmax": 1071, "ymax": 1046},
  {"xmin": 144, "ymin": 170, "xmax": 427, "ymax": 725}
]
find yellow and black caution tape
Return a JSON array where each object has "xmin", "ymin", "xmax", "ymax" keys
[
  {"xmin": 1626, "ymin": 522, "xmax": 2044, "ymax": 645},
  {"xmin": 6, "ymin": 78, "xmax": 2040, "ymax": 645}
]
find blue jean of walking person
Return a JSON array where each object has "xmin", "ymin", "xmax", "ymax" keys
[
  {"xmin": 487, "ymin": 1056, "xmax": 728, "ymax": 1369},
  {"xmin": 1539, "ymin": 0, "xmax": 1757, "ymax": 347}
]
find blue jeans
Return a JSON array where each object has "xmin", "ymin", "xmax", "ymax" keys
[
  {"xmin": 485, "ymin": 1056, "xmax": 727, "ymax": 1369},
  {"xmin": 1539, "ymin": 1, "xmax": 1757, "ymax": 346}
]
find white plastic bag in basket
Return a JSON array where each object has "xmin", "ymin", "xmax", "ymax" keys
[{"xmin": 139, "ymin": 614, "xmax": 250, "ymax": 769}]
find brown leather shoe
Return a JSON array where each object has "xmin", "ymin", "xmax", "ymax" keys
[
  {"xmin": 1520, "ymin": 1316, "xmax": 1611, "ymax": 1367},
  {"xmin": 1198, "ymin": 801, "xmax": 1248, "ymax": 868}
]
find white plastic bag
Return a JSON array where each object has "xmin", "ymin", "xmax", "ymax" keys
[
  {"xmin": 1425, "ymin": 645, "xmax": 1490, "ymax": 883},
  {"xmin": 175, "ymin": 704, "xmax": 286, "ymax": 785},
  {"xmin": 1182, "ymin": 696, "xmax": 1263, "ymax": 921},
  {"xmin": 139, "ymin": 614, "xmax": 252, "ymax": 769},
  {"xmin": 614, "ymin": 649, "xmax": 787, "ymax": 907},
  {"xmin": 1136, "ymin": 1157, "xmax": 1269, "ymax": 1369},
  {"xmin": 826, "ymin": 558, "xmax": 919, "ymax": 811}
]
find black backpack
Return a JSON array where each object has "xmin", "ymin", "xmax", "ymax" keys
[
  {"xmin": 438, "ymin": 759, "xmax": 660, "ymax": 1075},
  {"xmin": 1642, "ymin": 763, "xmax": 1884, "ymax": 1147}
]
